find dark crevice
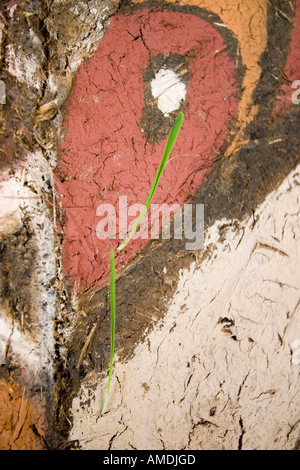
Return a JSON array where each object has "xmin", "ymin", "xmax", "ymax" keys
[{"xmin": 238, "ymin": 417, "xmax": 245, "ymax": 450}]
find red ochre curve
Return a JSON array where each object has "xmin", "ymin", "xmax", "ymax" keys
[{"xmin": 55, "ymin": 9, "xmax": 239, "ymax": 289}]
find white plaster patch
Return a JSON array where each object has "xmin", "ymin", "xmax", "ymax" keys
[
  {"xmin": 6, "ymin": 44, "xmax": 44, "ymax": 90},
  {"xmin": 0, "ymin": 316, "xmax": 40, "ymax": 370},
  {"xmin": 151, "ymin": 68, "xmax": 186, "ymax": 116},
  {"xmin": 70, "ymin": 164, "xmax": 300, "ymax": 450},
  {"xmin": 0, "ymin": 179, "xmax": 23, "ymax": 220},
  {"xmin": 0, "ymin": 154, "xmax": 56, "ymax": 389}
]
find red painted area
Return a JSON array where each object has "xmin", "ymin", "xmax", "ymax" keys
[
  {"xmin": 273, "ymin": 0, "xmax": 300, "ymax": 116},
  {"xmin": 56, "ymin": 9, "xmax": 238, "ymax": 289}
]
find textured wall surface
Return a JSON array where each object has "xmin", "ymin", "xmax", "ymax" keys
[
  {"xmin": 0, "ymin": 0, "xmax": 299, "ymax": 449},
  {"xmin": 71, "ymin": 164, "xmax": 300, "ymax": 450}
]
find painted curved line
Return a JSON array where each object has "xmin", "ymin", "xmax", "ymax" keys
[{"xmin": 56, "ymin": 9, "xmax": 239, "ymax": 289}]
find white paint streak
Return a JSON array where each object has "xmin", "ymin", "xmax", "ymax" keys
[
  {"xmin": 0, "ymin": 155, "xmax": 56, "ymax": 388},
  {"xmin": 151, "ymin": 68, "xmax": 186, "ymax": 116},
  {"xmin": 0, "ymin": 180, "xmax": 23, "ymax": 220},
  {"xmin": 70, "ymin": 164, "xmax": 300, "ymax": 450},
  {"xmin": 0, "ymin": 316, "xmax": 40, "ymax": 370},
  {"xmin": 6, "ymin": 44, "xmax": 44, "ymax": 90}
]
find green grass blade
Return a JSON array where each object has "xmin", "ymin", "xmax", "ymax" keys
[
  {"xmin": 117, "ymin": 111, "xmax": 184, "ymax": 252},
  {"xmin": 101, "ymin": 248, "xmax": 116, "ymax": 415},
  {"xmin": 102, "ymin": 111, "xmax": 184, "ymax": 415}
]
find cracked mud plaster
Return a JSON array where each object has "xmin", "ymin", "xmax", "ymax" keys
[
  {"xmin": 0, "ymin": 0, "xmax": 121, "ymax": 448},
  {"xmin": 53, "ymin": 0, "xmax": 299, "ymax": 447},
  {"xmin": 0, "ymin": 380, "xmax": 46, "ymax": 450},
  {"xmin": 57, "ymin": 8, "xmax": 239, "ymax": 289},
  {"xmin": 0, "ymin": 166, "xmax": 57, "ymax": 449},
  {"xmin": 70, "ymin": 164, "xmax": 300, "ymax": 451},
  {"xmin": 0, "ymin": 0, "xmax": 121, "ymax": 173},
  {"xmin": 0, "ymin": 0, "xmax": 299, "ymax": 450}
]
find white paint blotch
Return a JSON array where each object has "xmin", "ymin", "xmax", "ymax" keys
[{"xmin": 151, "ymin": 68, "xmax": 186, "ymax": 116}]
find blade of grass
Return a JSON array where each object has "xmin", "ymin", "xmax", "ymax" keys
[
  {"xmin": 101, "ymin": 248, "xmax": 116, "ymax": 415},
  {"xmin": 101, "ymin": 111, "xmax": 184, "ymax": 415},
  {"xmin": 117, "ymin": 111, "xmax": 184, "ymax": 252}
]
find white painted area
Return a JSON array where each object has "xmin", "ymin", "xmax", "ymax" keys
[
  {"xmin": 291, "ymin": 340, "xmax": 300, "ymax": 365},
  {"xmin": 0, "ymin": 316, "xmax": 40, "ymax": 370},
  {"xmin": 70, "ymin": 164, "xmax": 300, "ymax": 450},
  {"xmin": 0, "ymin": 155, "xmax": 56, "ymax": 388},
  {"xmin": 0, "ymin": 168, "xmax": 56, "ymax": 374},
  {"xmin": 0, "ymin": 176, "xmax": 29, "ymax": 221},
  {"xmin": 0, "ymin": 331, "xmax": 6, "ymax": 365},
  {"xmin": 6, "ymin": 44, "xmax": 44, "ymax": 90},
  {"xmin": 151, "ymin": 68, "xmax": 186, "ymax": 116}
]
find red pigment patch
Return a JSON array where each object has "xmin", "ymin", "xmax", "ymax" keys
[
  {"xmin": 56, "ymin": 9, "xmax": 239, "ymax": 289},
  {"xmin": 273, "ymin": 0, "xmax": 300, "ymax": 116}
]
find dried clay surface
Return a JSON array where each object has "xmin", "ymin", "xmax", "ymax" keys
[
  {"xmin": 0, "ymin": 0, "xmax": 299, "ymax": 449},
  {"xmin": 0, "ymin": 380, "xmax": 46, "ymax": 450},
  {"xmin": 71, "ymin": 165, "xmax": 300, "ymax": 450},
  {"xmin": 57, "ymin": 8, "xmax": 239, "ymax": 288},
  {"xmin": 0, "ymin": 0, "xmax": 121, "ymax": 449}
]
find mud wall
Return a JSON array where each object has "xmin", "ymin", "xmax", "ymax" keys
[{"xmin": 0, "ymin": 0, "xmax": 299, "ymax": 449}]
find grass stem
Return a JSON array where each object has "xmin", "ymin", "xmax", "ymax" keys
[
  {"xmin": 117, "ymin": 111, "xmax": 184, "ymax": 252},
  {"xmin": 101, "ymin": 248, "xmax": 116, "ymax": 415},
  {"xmin": 101, "ymin": 111, "xmax": 184, "ymax": 415}
]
